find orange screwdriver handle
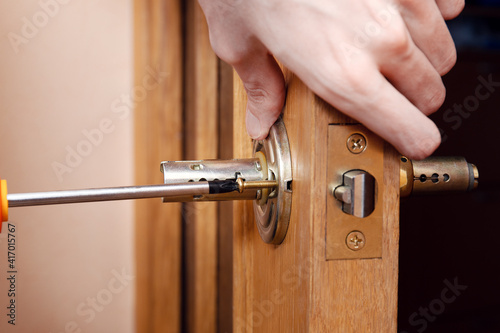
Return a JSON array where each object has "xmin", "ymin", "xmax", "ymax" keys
[{"xmin": 0, "ymin": 179, "xmax": 8, "ymax": 232}]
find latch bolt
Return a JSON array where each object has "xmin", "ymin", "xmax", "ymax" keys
[{"xmin": 333, "ymin": 170, "xmax": 375, "ymax": 218}]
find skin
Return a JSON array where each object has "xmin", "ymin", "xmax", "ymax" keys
[{"xmin": 198, "ymin": 0, "xmax": 465, "ymax": 160}]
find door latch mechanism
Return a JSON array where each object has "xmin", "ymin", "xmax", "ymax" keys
[
  {"xmin": 160, "ymin": 119, "xmax": 292, "ymax": 244},
  {"xmin": 0, "ymin": 119, "xmax": 293, "ymax": 244},
  {"xmin": 327, "ymin": 124, "xmax": 479, "ymax": 260},
  {"xmin": 331, "ymin": 156, "xmax": 479, "ymax": 220},
  {"xmin": 333, "ymin": 170, "xmax": 376, "ymax": 218},
  {"xmin": 0, "ymin": 119, "xmax": 479, "ymax": 249}
]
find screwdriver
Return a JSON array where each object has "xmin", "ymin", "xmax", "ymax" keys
[{"xmin": 0, "ymin": 178, "xmax": 277, "ymax": 231}]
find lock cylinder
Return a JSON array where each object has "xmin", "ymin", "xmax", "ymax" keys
[
  {"xmin": 161, "ymin": 157, "xmax": 267, "ymax": 202},
  {"xmin": 0, "ymin": 118, "xmax": 292, "ymax": 244},
  {"xmin": 400, "ymin": 156, "xmax": 479, "ymax": 197}
]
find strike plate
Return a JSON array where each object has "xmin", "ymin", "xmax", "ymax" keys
[{"xmin": 326, "ymin": 124, "xmax": 384, "ymax": 260}]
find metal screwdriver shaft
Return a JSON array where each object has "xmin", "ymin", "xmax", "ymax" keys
[
  {"xmin": 7, "ymin": 182, "xmax": 209, "ymax": 207},
  {"xmin": 6, "ymin": 180, "xmax": 278, "ymax": 208}
]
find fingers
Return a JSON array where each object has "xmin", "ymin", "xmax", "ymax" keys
[
  {"xmin": 318, "ymin": 67, "xmax": 441, "ymax": 159},
  {"xmin": 377, "ymin": 30, "xmax": 446, "ymax": 116},
  {"xmin": 198, "ymin": 0, "xmax": 285, "ymax": 141},
  {"xmin": 435, "ymin": 0, "xmax": 465, "ymax": 20},
  {"xmin": 399, "ymin": 0, "xmax": 457, "ymax": 75},
  {"xmin": 357, "ymin": 73, "xmax": 441, "ymax": 159},
  {"xmin": 232, "ymin": 52, "xmax": 286, "ymax": 140}
]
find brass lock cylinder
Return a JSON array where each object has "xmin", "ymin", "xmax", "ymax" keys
[{"xmin": 400, "ymin": 156, "xmax": 479, "ymax": 197}]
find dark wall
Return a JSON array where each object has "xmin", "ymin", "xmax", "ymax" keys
[{"xmin": 398, "ymin": 2, "xmax": 500, "ymax": 333}]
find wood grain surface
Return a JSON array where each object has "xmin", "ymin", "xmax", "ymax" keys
[
  {"xmin": 135, "ymin": 1, "xmax": 234, "ymax": 331},
  {"xmin": 217, "ymin": 59, "xmax": 235, "ymax": 333},
  {"xmin": 233, "ymin": 68, "xmax": 400, "ymax": 332},
  {"xmin": 134, "ymin": 0, "xmax": 182, "ymax": 332},
  {"xmin": 183, "ymin": 0, "xmax": 219, "ymax": 332}
]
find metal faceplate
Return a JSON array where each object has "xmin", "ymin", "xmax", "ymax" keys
[
  {"xmin": 252, "ymin": 118, "xmax": 293, "ymax": 245},
  {"xmin": 326, "ymin": 124, "xmax": 384, "ymax": 260}
]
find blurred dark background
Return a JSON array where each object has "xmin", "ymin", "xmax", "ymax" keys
[{"xmin": 398, "ymin": 1, "xmax": 500, "ymax": 332}]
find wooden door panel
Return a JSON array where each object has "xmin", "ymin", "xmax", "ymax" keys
[
  {"xmin": 134, "ymin": 0, "xmax": 183, "ymax": 332},
  {"xmin": 134, "ymin": 1, "xmax": 233, "ymax": 332},
  {"xmin": 233, "ymin": 69, "xmax": 400, "ymax": 332},
  {"xmin": 184, "ymin": 0, "xmax": 218, "ymax": 331},
  {"xmin": 134, "ymin": 1, "xmax": 400, "ymax": 330}
]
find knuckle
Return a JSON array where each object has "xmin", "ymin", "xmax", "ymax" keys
[
  {"xmin": 207, "ymin": 30, "xmax": 255, "ymax": 66},
  {"xmin": 378, "ymin": 24, "xmax": 412, "ymax": 56},
  {"xmin": 209, "ymin": 39, "xmax": 245, "ymax": 65},
  {"xmin": 423, "ymin": 85, "xmax": 446, "ymax": 115},
  {"xmin": 338, "ymin": 61, "xmax": 377, "ymax": 95},
  {"xmin": 407, "ymin": 135, "xmax": 440, "ymax": 160},
  {"xmin": 398, "ymin": 0, "xmax": 418, "ymax": 7},
  {"xmin": 245, "ymin": 85, "xmax": 269, "ymax": 105},
  {"xmin": 436, "ymin": 47, "xmax": 457, "ymax": 76},
  {"xmin": 245, "ymin": 83, "xmax": 284, "ymax": 116}
]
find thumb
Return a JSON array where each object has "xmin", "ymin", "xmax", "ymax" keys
[{"xmin": 233, "ymin": 52, "xmax": 286, "ymax": 140}]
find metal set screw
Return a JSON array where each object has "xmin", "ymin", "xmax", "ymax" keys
[
  {"xmin": 346, "ymin": 231, "xmax": 365, "ymax": 251},
  {"xmin": 345, "ymin": 134, "xmax": 367, "ymax": 251},
  {"xmin": 347, "ymin": 133, "xmax": 367, "ymax": 154}
]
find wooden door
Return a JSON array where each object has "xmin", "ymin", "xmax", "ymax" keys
[
  {"xmin": 232, "ymin": 71, "xmax": 400, "ymax": 332},
  {"xmin": 134, "ymin": 1, "xmax": 233, "ymax": 332},
  {"xmin": 134, "ymin": 1, "xmax": 183, "ymax": 332},
  {"xmin": 134, "ymin": 1, "xmax": 400, "ymax": 332}
]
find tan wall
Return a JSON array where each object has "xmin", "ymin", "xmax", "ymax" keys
[{"xmin": 0, "ymin": 0, "xmax": 134, "ymax": 332}]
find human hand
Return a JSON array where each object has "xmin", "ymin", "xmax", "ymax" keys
[{"xmin": 198, "ymin": 0, "xmax": 464, "ymax": 159}]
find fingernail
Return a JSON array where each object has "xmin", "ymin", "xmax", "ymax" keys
[{"xmin": 246, "ymin": 110, "xmax": 261, "ymax": 139}]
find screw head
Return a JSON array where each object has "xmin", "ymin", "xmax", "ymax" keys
[
  {"xmin": 346, "ymin": 231, "xmax": 365, "ymax": 251},
  {"xmin": 347, "ymin": 133, "xmax": 367, "ymax": 154}
]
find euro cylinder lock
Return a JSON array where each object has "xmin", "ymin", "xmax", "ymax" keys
[{"xmin": 399, "ymin": 156, "xmax": 478, "ymax": 197}]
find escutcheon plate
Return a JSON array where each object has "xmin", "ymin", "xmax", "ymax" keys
[{"xmin": 252, "ymin": 118, "xmax": 293, "ymax": 245}]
